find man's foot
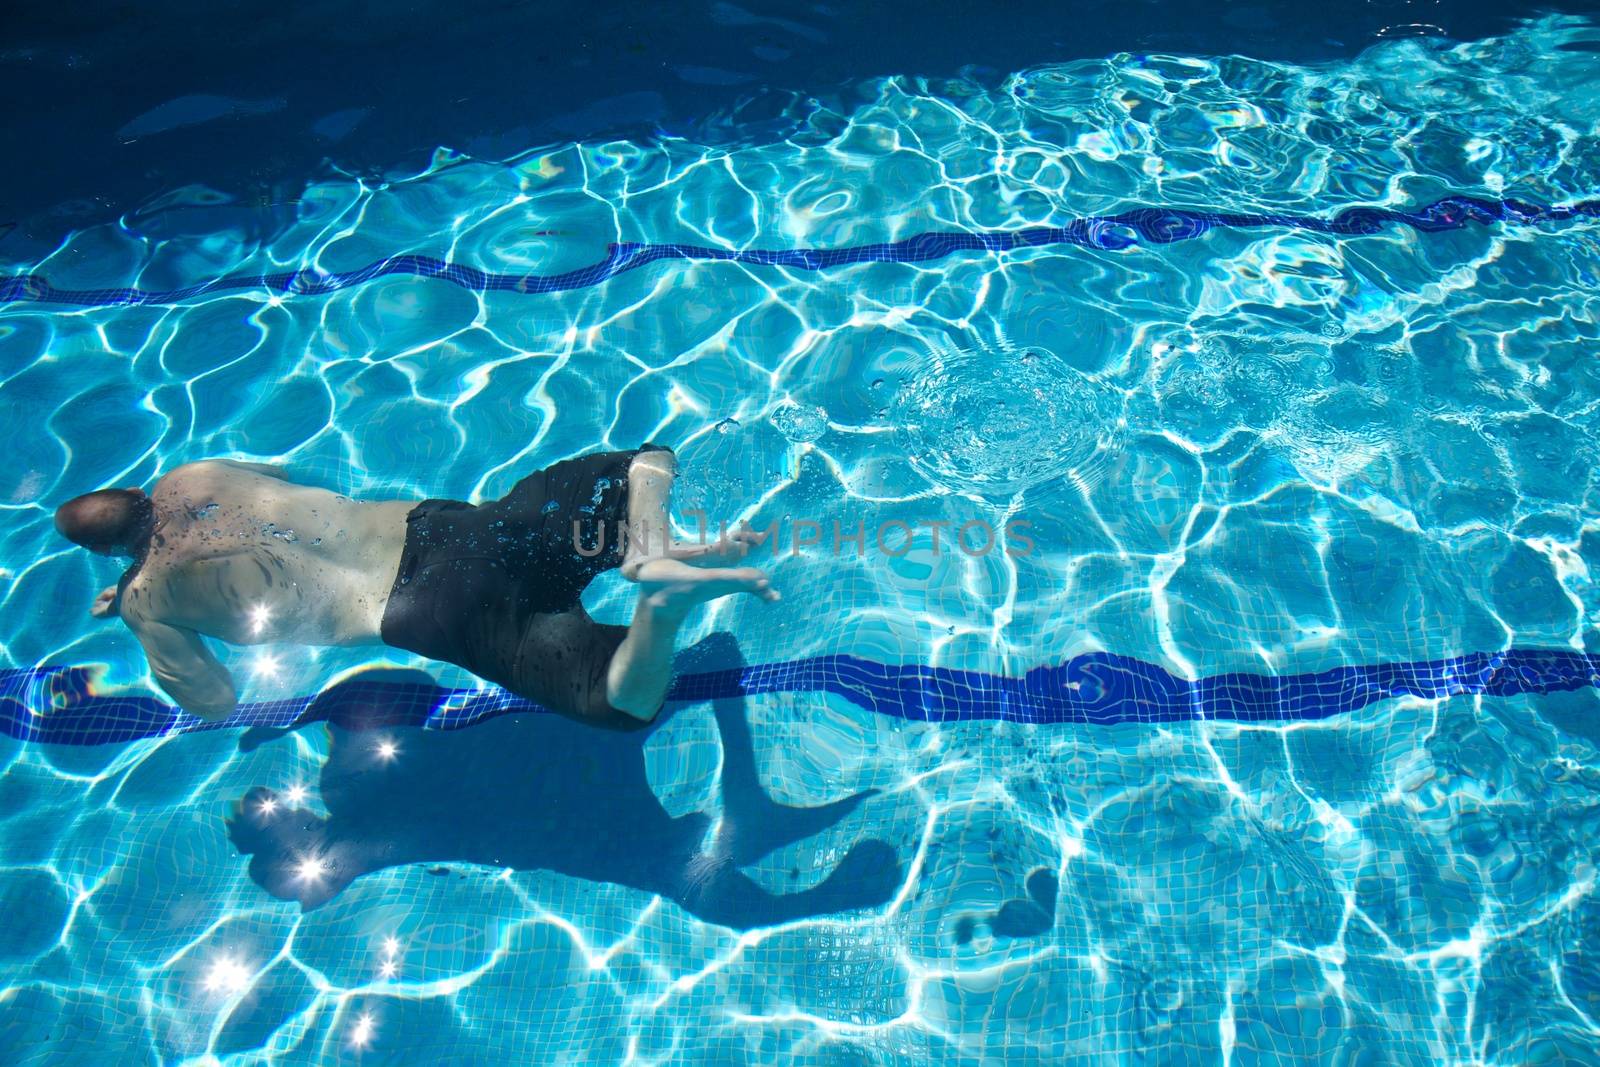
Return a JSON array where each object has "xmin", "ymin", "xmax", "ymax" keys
[
  {"xmin": 622, "ymin": 524, "xmax": 764, "ymax": 579},
  {"xmin": 630, "ymin": 557, "xmax": 780, "ymax": 616},
  {"xmin": 665, "ymin": 524, "xmax": 765, "ymax": 564}
]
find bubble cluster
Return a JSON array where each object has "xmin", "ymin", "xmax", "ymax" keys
[
  {"xmin": 1276, "ymin": 384, "xmax": 1412, "ymax": 482},
  {"xmin": 893, "ymin": 344, "xmax": 1123, "ymax": 497},
  {"xmin": 768, "ymin": 399, "xmax": 829, "ymax": 442}
]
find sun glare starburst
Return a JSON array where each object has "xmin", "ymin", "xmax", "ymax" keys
[
  {"xmin": 203, "ymin": 954, "xmax": 250, "ymax": 995},
  {"xmin": 377, "ymin": 933, "xmax": 401, "ymax": 978},
  {"xmin": 294, "ymin": 854, "xmax": 329, "ymax": 883},
  {"xmin": 350, "ymin": 1011, "xmax": 376, "ymax": 1048},
  {"xmin": 251, "ymin": 651, "xmax": 281, "ymax": 679}
]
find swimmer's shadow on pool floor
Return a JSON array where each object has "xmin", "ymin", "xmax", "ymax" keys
[{"xmin": 225, "ymin": 634, "xmax": 901, "ymax": 931}]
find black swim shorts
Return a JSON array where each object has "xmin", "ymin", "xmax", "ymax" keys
[{"xmin": 378, "ymin": 445, "xmax": 672, "ymax": 726}]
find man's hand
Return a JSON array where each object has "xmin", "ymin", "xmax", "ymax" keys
[{"xmin": 90, "ymin": 585, "xmax": 119, "ymax": 619}]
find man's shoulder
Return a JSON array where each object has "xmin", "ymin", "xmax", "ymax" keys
[
  {"xmin": 166, "ymin": 457, "xmax": 260, "ymax": 481},
  {"xmin": 153, "ymin": 459, "xmax": 228, "ymax": 494},
  {"xmin": 115, "ymin": 571, "xmax": 158, "ymax": 630},
  {"xmin": 155, "ymin": 459, "xmax": 299, "ymax": 500}
]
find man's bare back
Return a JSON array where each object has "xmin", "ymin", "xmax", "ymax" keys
[{"xmin": 109, "ymin": 460, "xmax": 413, "ymax": 716}]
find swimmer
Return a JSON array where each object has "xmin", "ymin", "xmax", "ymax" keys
[{"xmin": 53, "ymin": 447, "xmax": 776, "ymax": 728}]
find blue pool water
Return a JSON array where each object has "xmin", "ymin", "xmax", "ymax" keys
[{"xmin": 5, "ymin": 13, "xmax": 1600, "ymax": 1065}]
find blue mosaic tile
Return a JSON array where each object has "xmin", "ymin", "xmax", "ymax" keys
[
  {"xmin": 2, "ymin": 195, "xmax": 1595, "ymax": 309},
  {"xmin": 4, "ymin": 646, "xmax": 1596, "ymax": 746}
]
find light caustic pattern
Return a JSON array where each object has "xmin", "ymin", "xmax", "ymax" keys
[{"xmin": 4, "ymin": 15, "xmax": 1600, "ymax": 1066}]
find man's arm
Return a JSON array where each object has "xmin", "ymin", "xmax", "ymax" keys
[
  {"xmin": 130, "ymin": 618, "xmax": 239, "ymax": 721},
  {"xmin": 90, "ymin": 585, "xmax": 120, "ymax": 618},
  {"xmin": 89, "ymin": 565, "xmax": 143, "ymax": 620}
]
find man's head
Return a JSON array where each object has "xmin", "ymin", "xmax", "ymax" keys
[{"xmin": 54, "ymin": 488, "xmax": 153, "ymax": 556}]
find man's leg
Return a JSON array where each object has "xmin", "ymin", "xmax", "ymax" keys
[
  {"xmin": 597, "ymin": 447, "xmax": 779, "ymax": 722},
  {"xmin": 511, "ymin": 567, "xmax": 776, "ymax": 729},
  {"xmin": 607, "ymin": 557, "xmax": 779, "ymax": 721},
  {"xmin": 620, "ymin": 449, "xmax": 760, "ymax": 578}
]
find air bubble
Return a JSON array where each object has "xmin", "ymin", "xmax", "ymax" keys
[
  {"xmin": 770, "ymin": 400, "xmax": 829, "ymax": 442},
  {"xmin": 892, "ymin": 343, "xmax": 1122, "ymax": 496},
  {"xmin": 1277, "ymin": 385, "xmax": 1406, "ymax": 480}
]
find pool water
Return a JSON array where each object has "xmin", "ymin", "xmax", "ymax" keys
[{"xmin": 5, "ymin": 14, "xmax": 1600, "ymax": 1065}]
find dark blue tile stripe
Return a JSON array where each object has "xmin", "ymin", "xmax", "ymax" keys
[
  {"xmin": 3, "ymin": 647, "xmax": 1595, "ymax": 745},
  {"xmin": 2, "ymin": 195, "xmax": 1595, "ymax": 309}
]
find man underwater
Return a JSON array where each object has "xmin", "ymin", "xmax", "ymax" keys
[{"xmin": 53, "ymin": 447, "xmax": 775, "ymax": 728}]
